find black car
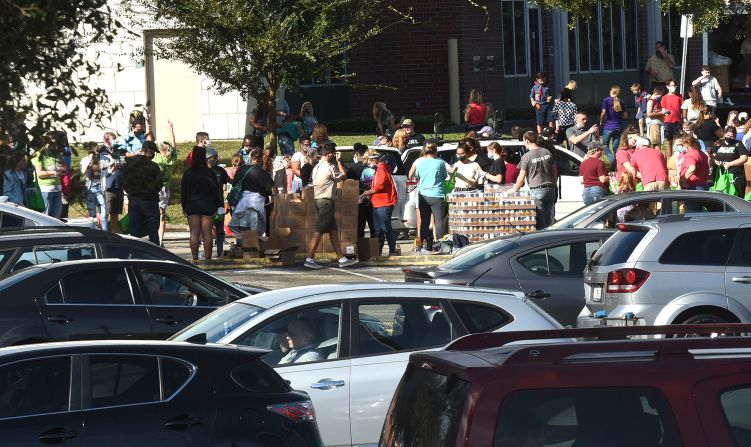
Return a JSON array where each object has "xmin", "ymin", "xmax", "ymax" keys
[
  {"xmin": 0, "ymin": 259, "xmax": 265, "ymax": 346},
  {"xmin": 404, "ymin": 229, "xmax": 615, "ymax": 327},
  {"xmin": 0, "ymin": 340, "xmax": 323, "ymax": 446},
  {"xmin": 0, "ymin": 226, "xmax": 187, "ymax": 278}
]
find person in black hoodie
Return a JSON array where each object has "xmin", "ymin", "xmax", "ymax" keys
[{"xmin": 181, "ymin": 146, "xmax": 222, "ymax": 261}]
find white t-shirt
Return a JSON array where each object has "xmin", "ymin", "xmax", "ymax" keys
[
  {"xmin": 292, "ymin": 151, "xmax": 306, "ymax": 166},
  {"xmin": 452, "ymin": 161, "xmax": 485, "ymax": 189},
  {"xmin": 681, "ymin": 98, "xmax": 702, "ymax": 123}
]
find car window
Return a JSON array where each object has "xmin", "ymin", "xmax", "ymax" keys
[
  {"xmin": 232, "ymin": 304, "xmax": 342, "ymax": 366},
  {"xmin": 0, "ymin": 212, "xmax": 24, "ymax": 229},
  {"xmin": 139, "ymin": 269, "xmax": 228, "ymax": 307},
  {"xmin": 382, "ymin": 366, "xmax": 469, "ymax": 447},
  {"xmin": 600, "ymin": 200, "xmax": 662, "ymax": 228},
  {"xmin": 0, "ymin": 249, "xmax": 15, "ymax": 275},
  {"xmin": 12, "ymin": 244, "xmax": 96, "ymax": 272},
  {"xmin": 670, "ymin": 198, "xmax": 726, "ymax": 214},
  {"xmin": 160, "ymin": 358, "xmax": 194, "ymax": 400},
  {"xmin": 552, "ymin": 148, "xmax": 580, "ymax": 176},
  {"xmin": 0, "ymin": 356, "xmax": 71, "ymax": 419},
  {"xmin": 107, "ymin": 245, "xmax": 161, "ymax": 260},
  {"xmin": 659, "ymin": 229, "xmax": 737, "ymax": 266},
  {"xmin": 439, "ymin": 239, "xmax": 516, "ymax": 270},
  {"xmin": 549, "ymin": 201, "xmax": 610, "ymax": 229},
  {"xmin": 169, "ymin": 302, "xmax": 265, "ymax": 343},
  {"xmin": 87, "ymin": 355, "xmax": 160, "ymax": 408},
  {"xmin": 494, "ymin": 387, "xmax": 681, "ymax": 447},
  {"xmin": 729, "ymin": 228, "xmax": 751, "ymax": 267},
  {"xmin": 452, "ymin": 302, "xmax": 510, "ymax": 332},
  {"xmin": 518, "ymin": 240, "xmax": 601, "ymax": 276},
  {"xmin": 592, "ymin": 229, "xmax": 649, "ymax": 267},
  {"xmin": 357, "ymin": 301, "xmax": 451, "ymax": 355},
  {"xmin": 231, "ymin": 360, "xmax": 290, "ymax": 393},
  {"xmin": 720, "ymin": 386, "xmax": 751, "ymax": 446},
  {"xmin": 61, "ymin": 267, "xmax": 133, "ymax": 305}
]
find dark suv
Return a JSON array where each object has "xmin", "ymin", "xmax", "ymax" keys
[
  {"xmin": 0, "ymin": 226, "xmax": 186, "ymax": 277},
  {"xmin": 381, "ymin": 324, "xmax": 751, "ymax": 447}
]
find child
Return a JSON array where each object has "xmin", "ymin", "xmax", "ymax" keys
[
  {"xmin": 630, "ymin": 83, "xmax": 650, "ymax": 137},
  {"xmin": 616, "ymin": 170, "xmax": 637, "ymax": 223}
]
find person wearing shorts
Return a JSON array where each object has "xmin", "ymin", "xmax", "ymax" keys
[
  {"xmin": 530, "ymin": 72, "xmax": 553, "ymax": 134},
  {"xmin": 304, "ymin": 143, "xmax": 357, "ymax": 269}
]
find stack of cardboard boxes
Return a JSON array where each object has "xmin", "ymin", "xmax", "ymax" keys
[{"xmin": 271, "ymin": 179, "xmax": 360, "ymax": 255}]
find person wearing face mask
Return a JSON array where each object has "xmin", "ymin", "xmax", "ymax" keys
[
  {"xmin": 356, "ymin": 149, "xmax": 378, "ymax": 239},
  {"xmin": 452, "ymin": 141, "xmax": 485, "ymax": 191},
  {"xmin": 660, "ymin": 80, "xmax": 684, "ymax": 158},
  {"xmin": 484, "ymin": 142, "xmax": 506, "ymax": 184},
  {"xmin": 679, "ymin": 135, "xmax": 710, "ymax": 193},
  {"xmin": 206, "ymin": 147, "xmax": 230, "ymax": 257},
  {"xmin": 122, "ymin": 141, "xmax": 163, "ymax": 245},
  {"xmin": 710, "ymin": 126, "xmax": 749, "ymax": 198},
  {"xmin": 360, "ymin": 153, "xmax": 398, "ymax": 256},
  {"xmin": 513, "ymin": 131, "xmax": 557, "ymax": 229},
  {"xmin": 645, "ymin": 85, "xmax": 667, "ymax": 147},
  {"xmin": 121, "ymin": 121, "xmax": 147, "ymax": 157},
  {"xmin": 616, "ymin": 130, "xmax": 641, "ymax": 182}
]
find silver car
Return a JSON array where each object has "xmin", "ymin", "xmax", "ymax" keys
[
  {"xmin": 171, "ymin": 283, "xmax": 562, "ymax": 447},
  {"xmin": 0, "ymin": 202, "xmax": 96, "ymax": 229},
  {"xmin": 579, "ymin": 213, "xmax": 751, "ymax": 327}
]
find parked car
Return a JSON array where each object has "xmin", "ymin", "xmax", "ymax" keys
[
  {"xmin": 170, "ymin": 283, "xmax": 563, "ymax": 447},
  {"xmin": 381, "ymin": 324, "xmax": 751, "ymax": 447},
  {"xmin": 550, "ymin": 190, "xmax": 751, "ymax": 230},
  {"xmin": 404, "ymin": 229, "xmax": 615, "ymax": 327},
  {"xmin": 0, "ymin": 201, "xmax": 96, "ymax": 229},
  {"xmin": 0, "ymin": 226, "xmax": 187, "ymax": 277},
  {"xmin": 0, "ymin": 259, "xmax": 265, "ymax": 346},
  {"xmin": 580, "ymin": 213, "xmax": 751, "ymax": 328},
  {"xmin": 0, "ymin": 340, "xmax": 323, "ymax": 446}
]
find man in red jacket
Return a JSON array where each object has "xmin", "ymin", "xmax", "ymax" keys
[{"xmin": 360, "ymin": 154, "xmax": 398, "ymax": 256}]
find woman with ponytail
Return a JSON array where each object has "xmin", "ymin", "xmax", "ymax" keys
[{"xmin": 600, "ymin": 85, "xmax": 628, "ymax": 165}]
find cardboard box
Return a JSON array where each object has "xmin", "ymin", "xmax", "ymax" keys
[
  {"xmin": 241, "ymin": 230, "xmax": 259, "ymax": 250},
  {"xmin": 301, "ymin": 186, "xmax": 315, "ymax": 203},
  {"xmin": 358, "ymin": 237, "xmax": 381, "ymax": 260},
  {"xmin": 288, "ymin": 199, "xmax": 308, "ymax": 216},
  {"xmin": 342, "ymin": 179, "xmax": 360, "ymax": 202},
  {"xmin": 264, "ymin": 247, "xmax": 297, "ymax": 266},
  {"xmin": 286, "ymin": 216, "xmax": 307, "ymax": 233},
  {"xmin": 340, "ymin": 216, "xmax": 357, "ymax": 231}
]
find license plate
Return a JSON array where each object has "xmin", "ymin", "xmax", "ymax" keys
[{"xmin": 591, "ymin": 285, "xmax": 602, "ymax": 302}]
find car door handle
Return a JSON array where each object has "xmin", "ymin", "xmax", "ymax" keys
[
  {"xmin": 526, "ymin": 290, "xmax": 551, "ymax": 299},
  {"xmin": 155, "ymin": 317, "xmax": 183, "ymax": 325},
  {"xmin": 38, "ymin": 427, "xmax": 78, "ymax": 443},
  {"xmin": 311, "ymin": 379, "xmax": 345, "ymax": 390},
  {"xmin": 46, "ymin": 315, "xmax": 74, "ymax": 323},
  {"xmin": 164, "ymin": 414, "xmax": 201, "ymax": 429},
  {"xmin": 732, "ymin": 276, "xmax": 751, "ymax": 283}
]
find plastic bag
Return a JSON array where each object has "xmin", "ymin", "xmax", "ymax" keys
[{"xmin": 710, "ymin": 166, "xmax": 737, "ymax": 196}]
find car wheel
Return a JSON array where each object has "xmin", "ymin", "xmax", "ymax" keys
[{"xmin": 677, "ymin": 313, "xmax": 733, "ymax": 338}]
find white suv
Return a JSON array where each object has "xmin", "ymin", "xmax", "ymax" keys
[{"xmin": 579, "ymin": 213, "xmax": 751, "ymax": 327}]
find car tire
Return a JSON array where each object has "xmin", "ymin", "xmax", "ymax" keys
[{"xmin": 680, "ymin": 313, "xmax": 729, "ymax": 325}]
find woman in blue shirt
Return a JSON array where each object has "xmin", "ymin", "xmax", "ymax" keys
[
  {"xmin": 411, "ymin": 142, "xmax": 448, "ymax": 253},
  {"xmin": 3, "ymin": 152, "xmax": 27, "ymax": 206}
]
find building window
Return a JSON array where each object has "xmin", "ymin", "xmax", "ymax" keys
[
  {"xmin": 299, "ymin": 56, "xmax": 349, "ymax": 88},
  {"xmin": 661, "ymin": 9, "xmax": 683, "ymax": 66},
  {"xmin": 569, "ymin": 1, "xmax": 639, "ymax": 73},
  {"xmin": 502, "ymin": 0, "xmax": 529, "ymax": 76}
]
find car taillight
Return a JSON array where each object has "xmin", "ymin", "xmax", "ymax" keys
[
  {"xmin": 407, "ymin": 177, "xmax": 418, "ymax": 193},
  {"xmin": 606, "ymin": 268, "xmax": 650, "ymax": 293},
  {"xmin": 267, "ymin": 401, "xmax": 316, "ymax": 422}
]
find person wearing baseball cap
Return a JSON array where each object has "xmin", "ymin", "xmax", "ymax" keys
[
  {"xmin": 401, "ymin": 118, "xmax": 425, "ymax": 148},
  {"xmin": 206, "ymin": 146, "xmax": 230, "ymax": 257},
  {"xmin": 580, "ymin": 142, "xmax": 609, "ymax": 205}
]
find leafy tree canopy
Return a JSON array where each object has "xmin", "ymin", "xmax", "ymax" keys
[{"xmin": 0, "ymin": 0, "xmax": 123, "ymax": 145}]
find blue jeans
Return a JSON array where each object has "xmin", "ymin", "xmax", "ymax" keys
[
  {"xmin": 42, "ymin": 191, "xmax": 62, "ymax": 218},
  {"xmin": 602, "ymin": 128, "xmax": 621, "ymax": 164},
  {"xmin": 85, "ymin": 184, "xmax": 108, "ymax": 231},
  {"xmin": 529, "ymin": 186, "xmax": 556, "ymax": 229},
  {"xmin": 128, "ymin": 198, "xmax": 160, "ymax": 244},
  {"xmin": 582, "ymin": 186, "xmax": 608, "ymax": 206},
  {"xmin": 373, "ymin": 205, "xmax": 397, "ymax": 254}
]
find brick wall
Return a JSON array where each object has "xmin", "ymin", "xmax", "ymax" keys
[{"xmin": 347, "ymin": 0, "xmax": 504, "ymax": 125}]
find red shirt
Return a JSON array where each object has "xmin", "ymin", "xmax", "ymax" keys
[
  {"xmin": 680, "ymin": 149, "xmax": 710, "ymax": 187},
  {"xmin": 661, "ymin": 93, "xmax": 684, "ymax": 124},
  {"xmin": 630, "ymin": 147, "xmax": 669, "ymax": 184},
  {"xmin": 371, "ymin": 163, "xmax": 397, "ymax": 208},
  {"xmin": 580, "ymin": 157, "xmax": 608, "ymax": 187},
  {"xmin": 504, "ymin": 163, "xmax": 519, "ymax": 184},
  {"xmin": 616, "ymin": 148, "xmax": 634, "ymax": 180},
  {"xmin": 466, "ymin": 103, "xmax": 487, "ymax": 126}
]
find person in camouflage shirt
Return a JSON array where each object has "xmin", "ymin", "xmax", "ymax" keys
[{"xmin": 122, "ymin": 141, "xmax": 162, "ymax": 244}]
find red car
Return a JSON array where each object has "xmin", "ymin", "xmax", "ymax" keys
[{"xmin": 380, "ymin": 324, "xmax": 751, "ymax": 447}]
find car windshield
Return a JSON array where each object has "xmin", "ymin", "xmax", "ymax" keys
[
  {"xmin": 169, "ymin": 302, "xmax": 265, "ymax": 343},
  {"xmin": 549, "ymin": 200, "xmax": 612, "ymax": 229},
  {"xmin": 591, "ymin": 229, "xmax": 648, "ymax": 266},
  {"xmin": 439, "ymin": 238, "xmax": 516, "ymax": 270}
]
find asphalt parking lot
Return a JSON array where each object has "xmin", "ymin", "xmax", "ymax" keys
[{"xmin": 163, "ymin": 237, "xmax": 411, "ymax": 289}]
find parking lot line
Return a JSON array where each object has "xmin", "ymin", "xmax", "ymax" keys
[{"xmin": 329, "ymin": 267, "xmax": 388, "ymax": 282}]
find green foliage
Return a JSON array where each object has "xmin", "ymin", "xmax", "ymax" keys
[
  {"xmin": 143, "ymin": 0, "xmax": 411, "ymax": 151},
  {"xmin": 534, "ymin": 0, "xmax": 747, "ymax": 32},
  {"xmin": 0, "ymin": 0, "xmax": 122, "ymax": 142}
]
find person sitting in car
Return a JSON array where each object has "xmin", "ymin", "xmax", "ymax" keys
[{"xmin": 278, "ymin": 319, "xmax": 323, "ymax": 364}]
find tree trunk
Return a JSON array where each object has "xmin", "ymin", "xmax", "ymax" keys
[{"xmin": 266, "ymin": 85, "xmax": 278, "ymax": 156}]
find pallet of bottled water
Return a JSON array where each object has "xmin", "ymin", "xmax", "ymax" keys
[{"xmin": 447, "ymin": 190, "xmax": 537, "ymax": 242}]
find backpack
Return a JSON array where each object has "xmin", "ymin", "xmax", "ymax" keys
[{"xmin": 227, "ymin": 165, "xmax": 254, "ymax": 207}]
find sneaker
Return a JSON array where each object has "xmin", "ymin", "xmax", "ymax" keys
[
  {"xmin": 339, "ymin": 258, "xmax": 358, "ymax": 268},
  {"xmin": 198, "ymin": 252, "xmax": 205, "ymax": 261},
  {"xmin": 304, "ymin": 259, "xmax": 324, "ymax": 269}
]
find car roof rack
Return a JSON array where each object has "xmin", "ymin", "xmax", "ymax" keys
[{"xmin": 445, "ymin": 323, "xmax": 751, "ymax": 351}]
